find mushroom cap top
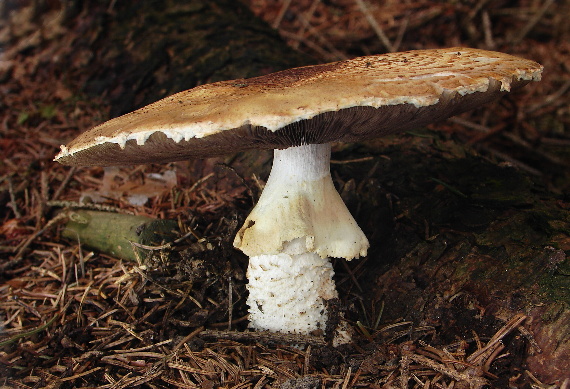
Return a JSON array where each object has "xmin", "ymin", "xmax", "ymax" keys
[{"xmin": 55, "ymin": 47, "xmax": 542, "ymax": 166}]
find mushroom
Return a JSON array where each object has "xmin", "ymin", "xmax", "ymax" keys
[{"xmin": 55, "ymin": 47, "xmax": 542, "ymax": 339}]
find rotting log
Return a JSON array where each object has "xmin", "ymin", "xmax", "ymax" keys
[
  {"xmin": 69, "ymin": 0, "xmax": 313, "ymax": 117},
  {"xmin": 333, "ymin": 135, "xmax": 569, "ymax": 383},
  {"xmin": 40, "ymin": 0, "xmax": 569, "ymax": 385}
]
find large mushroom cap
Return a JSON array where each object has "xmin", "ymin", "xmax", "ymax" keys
[{"xmin": 55, "ymin": 47, "xmax": 542, "ymax": 166}]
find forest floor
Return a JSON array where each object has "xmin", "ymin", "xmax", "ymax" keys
[{"xmin": 0, "ymin": 1, "xmax": 569, "ymax": 388}]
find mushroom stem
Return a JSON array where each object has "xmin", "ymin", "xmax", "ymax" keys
[
  {"xmin": 247, "ymin": 238, "xmax": 338, "ymax": 333},
  {"xmin": 235, "ymin": 143, "xmax": 369, "ymax": 334},
  {"xmin": 234, "ymin": 143, "xmax": 369, "ymax": 260}
]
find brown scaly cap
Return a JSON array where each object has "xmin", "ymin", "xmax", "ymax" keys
[{"xmin": 55, "ymin": 47, "xmax": 542, "ymax": 166}]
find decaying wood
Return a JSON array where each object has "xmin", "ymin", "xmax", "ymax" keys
[{"xmin": 335, "ymin": 133, "xmax": 570, "ymax": 383}]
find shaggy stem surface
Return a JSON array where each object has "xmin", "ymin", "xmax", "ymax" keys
[{"xmin": 247, "ymin": 239, "xmax": 337, "ymax": 333}]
